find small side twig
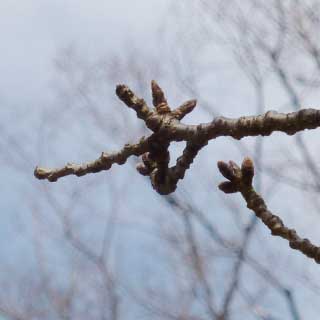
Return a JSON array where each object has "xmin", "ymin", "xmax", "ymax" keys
[
  {"xmin": 217, "ymin": 157, "xmax": 320, "ymax": 264},
  {"xmin": 34, "ymin": 136, "xmax": 151, "ymax": 182}
]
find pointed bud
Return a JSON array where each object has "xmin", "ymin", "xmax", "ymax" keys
[
  {"xmin": 151, "ymin": 80, "xmax": 170, "ymax": 113},
  {"xmin": 217, "ymin": 161, "xmax": 235, "ymax": 181},
  {"xmin": 218, "ymin": 181, "xmax": 239, "ymax": 194},
  {"xmin": 241, "ymin": 157, "xmax": 254, "ymax": 185},
  {"xmin": 172, "ymin": 99, "xmax": 197, "ymax": 120},
  {"xmin": 116, "ymin": 84, "xmax": 133, "ymax": 106},
  {"xmin": 151, "ymin": 80, "xmax": 167, "ymax": 106}
]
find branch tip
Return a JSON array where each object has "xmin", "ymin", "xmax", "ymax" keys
[
  {"xmin": 217, "ymin": 161, "xmax": 235, "ymax": 181},
  {"xmin": 241, "ymin": 157, "xmax": 254, "ymax": 185},
  {"xmin": 151, "ymin": 80, "xmax": 170, "ymax": 113},
  {"xmin": 172, "ymin": 99, "xmax": 197, "ymax": 120},
  {"xmin": 218, "ymin": 157, "xmax": 320, "ymax": 264},
  {"xmin": 218, "ymin": 181, "xmax": 238, "ymax": 194}
]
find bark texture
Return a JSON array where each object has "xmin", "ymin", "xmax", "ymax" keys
[
  {"xmin": 34, "ymin": 81, "xmax": 320, "ymax": 263},
  {"xmin": 35, "ymin": 81, "xmax": 320, "ymax": 195}
]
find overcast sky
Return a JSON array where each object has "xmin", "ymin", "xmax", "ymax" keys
[
  {"xmin": 0, "ymin": 0, "xmax": 170, "ymax": 104},
  {"xmin": 0, "ymin": 0, "xmax": 173, "ymax": 286},
  {"xmin": 1, "ymin": 2, "xmax": 320, "ymax": 318}
]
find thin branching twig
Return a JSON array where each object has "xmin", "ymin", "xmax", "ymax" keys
[{"xmin": 35, "ymin": 81, "xmax": 320, "ymax": 196}]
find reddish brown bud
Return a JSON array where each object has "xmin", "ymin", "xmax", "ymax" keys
[
  {"xmin": 218, "ymin": 181, "xmax": 239, "ymax": 193},
  {"xmin": 217, "ymin": 161, "xmax": 235, "ymax": 181},
  {"xmin": 151, "ymin": 80, "xmax": 167, "ymax": 106},
  {"xmin": 116, "ymin": 84, "xmax": 134, "ymax": 106},
  {"xmin": 241, "ymin": 157, "xmax": 254, "ymax": 185},
  {"xmin": 172, "ymin": 99, "xmax": 197, "ymax": 120}
]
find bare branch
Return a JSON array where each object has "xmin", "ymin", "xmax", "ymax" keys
[
  {"xmin": 35, "ymin": 81, "xmax": 320, "ymax": 195},
  {"xmin": 218, "ymin": 157, "xmax": 320, "ymax": 264},
  {"xmin": 34, "ymin": 135, "xmax": 151, "ymax": 182}
]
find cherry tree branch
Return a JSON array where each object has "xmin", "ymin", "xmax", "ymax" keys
[
  {"xmin": 35, "ymin": 81, "xmax": 320, "ymax": 194},
  {"xmin": 217, "ymin": 157, "xmax": 320, "ymax": 264}
]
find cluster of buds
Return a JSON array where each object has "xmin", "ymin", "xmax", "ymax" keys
[
  {"xmin": 34, "ymin": 79, "xmax": 320, "ymax": 263},
  {"xmin": 217, "ymin": 157, "xmax": 320, "ymax": 264},
  {"xmin": 116, "ymin": 80, "xmax": 199, "ymax": 194},
  {"xmin": 35, "ymin": 80, "xmax": 320, "ymax": 196},
  {"xmin": 217, "ymin": 157, "xmax": 254, "ymax": 194}
]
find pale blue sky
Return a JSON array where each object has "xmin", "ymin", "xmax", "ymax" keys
[
  {"xmin": 1, "ymin": 1, "xmax": 320, "ymax": 319},
  {"xmin": 0, "ymin": 0, "xmax": 170, "ymax": 104}
]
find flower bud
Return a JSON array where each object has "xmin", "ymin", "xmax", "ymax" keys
[
  {"xmin": 217, "ymin": 161, "xmax": 235, "ymax": 181},
  {"xmin": 218, "ymin": 181, "xmax": 238, "ymax": 194}
]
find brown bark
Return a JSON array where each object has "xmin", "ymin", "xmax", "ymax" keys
[{"xmin": 35, "ymin": 81, "xmax": 320, "ymax": 196}]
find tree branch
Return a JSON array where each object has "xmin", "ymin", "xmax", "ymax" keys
[
  {"xmin": 34, "ymin": 135, "xmax": 151, "ymax": 182},
  {"xmin": 35, "ymin": 81, "xmax": 320, "ymax": 194},
  {"xmin": 217, "ymin": 157, "xmax": 320, "ymax": 264}
]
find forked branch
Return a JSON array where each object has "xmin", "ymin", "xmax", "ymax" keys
[
  {"xmin": 35, "ymin": 81, "xmax": 320, "ymax": 195},
  {"xmin": 217, "ymin": 158, "xmax": 320, "ymax": 264},
  {"xmin": 34, "ymin": 81, "xmax": 320, "ymax": 263}
]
